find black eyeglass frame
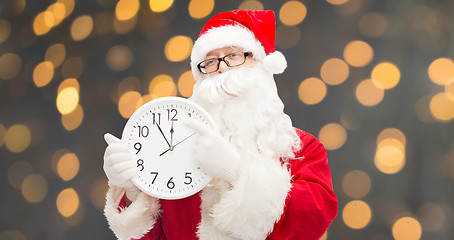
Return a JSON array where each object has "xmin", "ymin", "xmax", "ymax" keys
[{"xmin": 197, "ymin": 52, "xmax": 253, "ymax": 74}]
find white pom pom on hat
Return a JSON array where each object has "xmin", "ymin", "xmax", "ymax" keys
[{"xmin": 190, "ymin": 10, "xmax": 287, "ymax": 81}]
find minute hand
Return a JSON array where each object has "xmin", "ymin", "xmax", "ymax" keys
[
  {"xmin": 173, "ymin": 132, "xmax": 197, "ymax": 148},
  {"xmin": 156, "ymin": 122, "xmax": 171, "ymax": 148}
]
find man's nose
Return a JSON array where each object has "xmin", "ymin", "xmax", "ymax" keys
[{"xmin": 217, "ymin": 60, "xmax": 230, "ymax": 73}]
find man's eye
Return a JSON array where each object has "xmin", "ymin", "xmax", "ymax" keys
[{"xmin": 206, "ymin": 60, "xmax": 217, "ymax": 66}]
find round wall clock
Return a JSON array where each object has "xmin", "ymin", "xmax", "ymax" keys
[{"xmin": 121, "ymin": 97, "xmax": 216, "ymax": 200}]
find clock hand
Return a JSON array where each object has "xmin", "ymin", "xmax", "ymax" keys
[
  {"xmin": 156, "ymin": 122, "xmax": 171, "ymax": 148},
  {"xmin": 170, "ymin": 120, "xmax": 174, "ymax": 148},
  {"xmin": 173, "ymin": 132, "xmax": 197, "ymax": 148}
]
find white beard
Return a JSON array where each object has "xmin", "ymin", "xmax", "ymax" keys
[{"xmin": 190, "ymin": 63, "xmax": 298, "ymax": 160}]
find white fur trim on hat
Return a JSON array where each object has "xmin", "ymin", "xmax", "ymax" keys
[{"xmin": 263, "ymin": 51, "xmax": 287, "ymax": 74}]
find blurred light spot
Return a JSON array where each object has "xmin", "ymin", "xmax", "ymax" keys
[
  {"xmin": 115, "ymin": 0, "xmax": 140, "ymax": 20},
  {"xmin": 188, "ymin": 0, "xmax": 214, "ymax": 19},
  {"xmin": 58, "ymin": 78, "xmax": 80, "ymax": 94},
  {"xmin": 57, "ymin": 87, "xmax": 79, "ymax": 115},
  {"xmin": 332, "ymin": 0, "xmax": 362, "ymax": 16},
  {"xmin": 375, "ymin": 138, "xmax": 406, "ymax": 174},
  {"xmin": 279, "ymin": 1, "xmax": 307, "ymax": 26},
  {"xmin": 327, "ymin": 0, "xmax": 349, "ymax": 5},
  {"xmin": 440, "ymin": 151, "xmax": 454, "ymax": 179},
  {"xmin": 45, "ymin": 43, "xmax": 66, "ymax": 68},
  {"xmin": 392, "ymin": 217, "xmax": 422, "ymax": 240},
  {"xmin": 445, "ymin": 81, "xmax": 454, "ymax": 100},
  {"xmin": 26, "ymin": 119, "xmax": 46, "ymax": 147},
  {"xmin": 93, "ymin": 11, "xmax": 114, "ymax": 35},
  {"xmin": 58, "ymin": 0, "xmax": 75, "ymax": 18},
  {"xmin": 47, "ymin": 2, "xmax": 66, "ymax": 26},
  {"xmin": 0, "ymin": 53, "xmax": 22, "ymax": 80},
  {"xmin": 5, "ymin": 124, "xmax": 31, "ymax": 153},
  {"xmin": 141, "ymin": 94, "xmax": 154, "ymax": 106},
  {"xmin": 62, "ymin": 104, "xmax": 84, "ymax": 131},
  {"xmin": 57, "ymin": 152, "xmax": 80, "ymax": 181},
  {"xmin": 0, "ymin": 230, "xmax": 26, "ymax": 240},
  {"xmin": 276, "ymin": 26, "xmax": 300, "ymax": 49},
  {"xmin": 407, "ymin": 6, "xmax": 439, "ymax": 32},
  {"xmin": 113, "ymin": 15, "xmax": 137, "ymax": 34},
  {"xmin": 377, "ymin": 128, "xmax": 406, "ymax": 146},
  {"xmin": 355, "ymin": 79, "xmax": 384, "ymax": 106},
  {"xmin": 165, "ymin": 35, "xmax": 193, "ymax": 62},
  {"xmin": 149, "ymin": 0, "xmax": 174, "ymax": 12},
  {"xmin": 321, "ymin": 58, "xmax": 349, "ymax": 85},
  {"xmin": 430, "ymin": 92, "xmax": 454, "ymax": 121},
  {"xmin": 33, "ymin": 11, "xmax": 54, "ymax": 35},
  {"xmin": 90, "ymin": 178, "xmax": 109, "ymax": 210},
  {"xmin": 417, "ymin": 203, "xmax": 445, "ymax": 232},
  {"xmin": 0, "ymin": 19, "xmax": 12, "ymax": 43},
  {"xmin": 8, "ymin": 160, "xmax": 33, "ymax": 189},
  {"xmin": 342, "ymin": 170, "xmax": 371, "ymax": 199},
  {"xmin": 343, "ymin": 40, "xmax": 374, "ymax": 67},
  {"xmin": 65, "ymin": 200, "xmax": 84, "ymax": 226},
  {"xmin": 298, "ymin": 77, "xmax": 327, "ymax": 105},
  {"xmin": 33, "ymin": 61, "xmax": 54, "ymax": 87},
  {"xmin": 0, "ymin": 123, "xmax": 5, "ymax": 147},
  {"xmin": 149, "ymin": 74, "xmax": 177, "ymax": 98},
  {"xmin": 239, "ymin": 0, "xmax": 264, "ymax": 10},
  {"xmin": 56, "ymin": 188, "xmax": 80, "ymax": 217},
  {"xmin": 414, "ymin": 95, "xmax": 436, "ymax": 123},
  {"xmin": 70, "ymin": 15, "xmax": 93, "ymax": 41},
  {"xmin": 358, "ymin": 13, "xmax": 387, "ymax": 38},
  {"xmin": 371, "ymin": 62, "xmax": 400, "ymax": 89},
  {"xmin": 21, "ymin": 174, "xmax": 48, "ymax": 203},
  {"xmin": 178, "ymin": 71, "xmax": 196, "ymax": 97},
  {"xmin": 106, "ymin": 45, "xmax": 134, "ymax": 71},
  {"xmin": 52, "ymin": 149, "xmax": 70, "ymax": 175},
  {"xmin": 61, "ymin": 57, "xmax": 83, "ymax": 79},
  {"xmin": 318, "ymin": 123, "xmax": 347, "ymax": 150},
  {"xmin": 342, "ymin": 200, "xmax": 372, "ymax": 229},
  {"xmin": 116, "ymin": 76, "xmax": 142, "ymax": 103},
  {"xmin": 428, "ymin": 57, "xmax": 454, "ymax": 86},
  {"xmin": 119, "ymin": 91, "xmax": 142, "ymax": 118},
  {"xmin": 3, "ymin": 0, "xmax": 26, "ymax": 16}
]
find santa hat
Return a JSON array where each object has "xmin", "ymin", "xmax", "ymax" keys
[{"xmin": 190, "ymin": 9, "xmax": 287, "ymax": 81}]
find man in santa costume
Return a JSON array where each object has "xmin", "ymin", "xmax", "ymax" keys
[{"xmin": 103, "ymin": 9, "xmax": 338, "ymax": 240}]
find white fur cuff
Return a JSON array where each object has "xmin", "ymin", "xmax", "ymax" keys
[{"xmin": 104, "ymin": 186, "xmax": 161, "ymax": 240}]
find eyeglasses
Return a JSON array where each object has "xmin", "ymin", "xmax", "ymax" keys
[{"xmin": 197, "ymin": 52, "xmax": 252, "ymax": 74}]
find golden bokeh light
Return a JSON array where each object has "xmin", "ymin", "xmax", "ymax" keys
[
  {"xmin": 21, "ymin": 174, "xmax": 48, "ymax": 203},
  {"xmin": 375, "ymin": 138, "xmax": 406, "ymax": 174},
  {"xmin": 0, "ymin": 19, "xmax": 11, "ymax": 43},
  {"xmin": 279, "ymin": 1, "xmax": 307, "ymax": 26},
  {"xmin": 298, "ymin": 77, "xmax": 327, "ymax": 105},
  {"xmin": 70, "ymin": 15, "xmax": 94, "ymax": 41},
  {"xmin": 428, "ymin": 57, "xmax": 454, "ymax": 86},
  {"xmin": 115, "ymin": 0, "xmax": 140, "ymax": 21},
  {"xmin": 57, "ymin": 87, "xmax": 79, "ymax": 115},
  {"xmin": 429, "ymin": 92, "xmax": 454, "ymax": 121},
  {"xmin": 0, "ymin": 230, "xmax": 26, "ymax": 240},
  {"xmin": 51, "ymin": 149, "xmax": 70, "ymax": 175},
  {"xmin": 33, "ymin": 61, "xmax": 54, "ymax": 87},
  {"xmin": 440, "ymin": 151, "xmax": 454, "ymax": 179},
  {"xmin": 332, "ymin": 0, "xmax": 362, "ymax": 16},
  {"xmin": 61, "ymin": 57, "xmax": 84, "ymax": 79},
  {"xmin": 106, "ymin": 45, "xmax": 134, "ymax": 71},
  {"xmin": 5, "ymin": 124, "xmax": 31, "ymax": 153},
  {"xmin": 90, "ymin": 179, "xmax": 109, "ymax": 210},
  {"xmin": 342, "ymin": 200, "xmax": 372, "ymax": 229},
  {"xmin": 57, "ymin": 152, "xmax": 80, "ymax": 181},
  {"xmin": 58, "ymin": 78, "xmax": 80, "ymax": 94},
  {"xmin": 118, "ymin": 91, "xmax": 142, "ymax": 118},
  {"xmin": 371, "ymin": 62, "xmax": 400, "ymax": 89},
  {"xmin": 188, "ymin": 0, "xmax": 214, "ymax": 19},
  {"xmin": 177, "ymin": 71, "xmax": 196, "ymax": 97},
  {"xmin": 318, "ymin": 123, "xmax": 347, "ymax": 151},
  {"xmin": 33, "ymin": 11, "xmax": 54, "ymax": 36},
  {"xmin": 343, "ymin": 40, "xmax": 374, "ymax": 67},
  {"xmin": 149, "ymin": 74, "xmax": 177, "ymax": 98},
  {"xmin": 417, "ymin": 203, "xmax": 445, "ymax": 232},
  {"xmin": 58, "ymin": 0, "xmax": 75, "ymax": 18},
  {"xmin": 8, "ymin": 160, "xmax": 33, "ymax": 189},
  {"xmin": 355, "ymin": 79, "xmax": 384, "ymax": 106},
  {"xmin": 62, "ymin": 104, "xmax": 84, "ymax": 131},
  {"xmin": 414, "ymin": 95, "xmax": 436, "ymax": 123},
  {"xmin": 358, "ymin": 13, "xmax": 387, "ymax": 38},
  {"xmin": 47, "ymin": 2, "xmax": 66, "ymax": 26},
  {"xmin": 56, "ymin": 188, "xmax": 80, "ymax": 217},
  {"xmin": 445, "ymin": 81, "xmax": 454, "ymax": 100},
  {"xmin": 392, "ymin": 217, "xmax": 422, "ymax": 240},
  {"xmin": 342, "ymin": 170, "xmax": 371, "ymax": 199},
  {"xmin": 0, "ymin": 53, "xmax": 22, "ymax": 80},
  {"xmin": 45, "ymin": 43, "xmax": 66, "ymax": 68},
  {"xmin": 116, "ymin": 76, "xmax": 142, "ymax": 103},
  {"xmin": 239, "ymin": 0, "xmax": 264, "ymax": 11},
  {"xmin": 321, "ymin": 58, "xmax": 350, "ymax": 85},
  {"xmin": 377, "ymin": 128, "xmax": 406, "ymax": 146},
  {"xmin": 165, "ymin": 35, "xmax": 193, "ymax": 62},
  {"xmin": 113, "ymin": 15, "xmax": 137, "ymax": 34},
  {"xmin": 327, "ymin": 0, "xmax": 349, "ymax": 5},
  {"xmin": 149, "ymin": 0, "xmax": 174, "ymax": 12}
]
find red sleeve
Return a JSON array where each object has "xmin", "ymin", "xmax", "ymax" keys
[{"xmin": 268, "ymin": 129, "xmax": 338, "ymax": 240}]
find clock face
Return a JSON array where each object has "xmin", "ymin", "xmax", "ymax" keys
[{"xmin": 121, "ymin": 97, "xmax": 215, "ymax": 200}]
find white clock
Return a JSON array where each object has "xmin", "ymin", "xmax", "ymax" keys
[{"xmin": 121, "ymin": 97, "xmax": 216, "ymax": 200}]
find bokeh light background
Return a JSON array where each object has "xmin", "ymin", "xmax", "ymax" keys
[{"xmin": 1, "ymin": 0, "xmax": 453, "ymax": 239}]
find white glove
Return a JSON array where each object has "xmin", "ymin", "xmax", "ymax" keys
[
  {"xmin": 185, "ymin": 119, "xmax": 241, "ymax": 183},
  {"xmin": 103, "ymin": 133, "xmax": 141, "ymax": 200}
]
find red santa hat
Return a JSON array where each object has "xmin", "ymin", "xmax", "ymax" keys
[{"xmin": 190, "ymin": 9, "xmax": 287, "ymax": 81}]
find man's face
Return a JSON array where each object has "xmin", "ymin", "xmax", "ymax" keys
[{"xmin": 203, "ymin": 46, "xmax": 255, "ymax": 78}]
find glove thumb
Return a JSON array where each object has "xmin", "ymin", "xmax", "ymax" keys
[{"xmin": 104, "ymin": 133, "xmax": 121, "ymax": 145}]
